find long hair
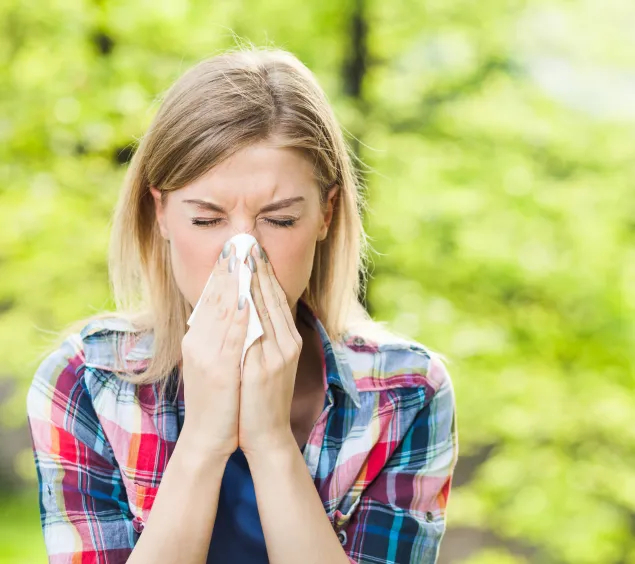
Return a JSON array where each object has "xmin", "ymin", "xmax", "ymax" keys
[{"xmin": 57, "ymin": 45, "xmax": 389, "ymax": 397}]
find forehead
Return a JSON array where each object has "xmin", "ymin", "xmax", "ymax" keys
[{"xmin": 180, "ymin": 141, "xmax": 319, "ymax": 202}]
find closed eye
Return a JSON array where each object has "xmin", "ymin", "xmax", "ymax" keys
[
  {"xmin": 190, "ymin": 217, "xmax": 297, "ymax": 228},
  {"xmin": 264, "ymin": 218, "xmax": 297, "ymax": 228},
  {"xmin": 191, "ymin": 218, "xmax": 223, "ymax": 227}
]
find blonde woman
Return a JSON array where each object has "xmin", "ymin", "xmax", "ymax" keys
[{"xmin": 26, "ymin": 47, "xmax": 458, "ymax": 564}]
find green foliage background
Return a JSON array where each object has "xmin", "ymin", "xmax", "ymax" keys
[{"xmin": 1, "ymin": 0, "xmax": 633, "ymax": 562}]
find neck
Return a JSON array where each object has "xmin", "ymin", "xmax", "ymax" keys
[{"xmin": 293, "ymin": 302, "xmax": 325, "ymax": 394}]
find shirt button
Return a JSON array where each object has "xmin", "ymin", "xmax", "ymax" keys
[
  {"xmin": 132, "ymin": 517, "xmax": 145, "ymax": 534},
  {"xmin": 337, "ymin": 530, "xmax": 347, "ymax": 545},
  {"xmin": 425, "ymin": 511, "xmax": 434, "ymax": 522},
  {"xmin": 352, "ymin": 337, "xmax": 365, "ymax": 347}
]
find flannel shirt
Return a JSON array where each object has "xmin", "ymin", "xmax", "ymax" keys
[{"xmin": 26, "ymin": 299, "xmax": 459, "ymax": 563}]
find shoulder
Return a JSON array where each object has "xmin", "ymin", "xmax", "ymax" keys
[
  {"xmin": 324, "ymin": 323, "xmax": 458, "ymax": 532},
  {"xmin": 340, "ymin": 321, "xmax": 453, "ymax": 401},
  {"xmin": 26, "ymin": 327, "xmax": 112, "ymax": 457},
  {"xmin": 27, "ymin": 332, "xmax": 86, "ymax": 409},
  {"xmin": 79, "ymin": 315, "xmax": 153, "ymax": 374},
  {"xmin": 27, "ymin": 316, "xmax": 150, "ymax": 415}
]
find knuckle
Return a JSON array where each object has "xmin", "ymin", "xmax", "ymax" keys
[
  {"xmin": 204, "ymin": 290, "xmax": 222, "ymax": 306},
  {"xmin": 283, "ymin": 345, "xmax": 299, "ymax": 360},
  {"xmin": 223, "ymin": 337, "xmax": 240, "ymax": 353},
  {"xmin": 216, "ymin": 305, "xmax": 229, "ymax": 320},
  {"xmin": 181, "ymin": 344, "xmax": 211, "ymax": 373},
  {"xmin": 223, "ymin": 329, "xmax": 243, "ymax": 351},
  {"xmin": 270, "ymin": 358, "xmax": 285, "ymax": 374}
]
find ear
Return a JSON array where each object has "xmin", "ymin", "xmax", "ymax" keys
[
  {"xmin": 318, "ymin": 183, "xmax": 339, "ymax": 242},
  {"xmin": 149, "ymin": 186, "xmax": 170, "ymax": 240}
]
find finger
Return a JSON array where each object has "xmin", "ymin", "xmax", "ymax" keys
[
  {"xmin": 220, "ymin": 293, "xmax": 250, "ymax": 367},
  {"xmin": 248, "ymin": 257, "xmax": 279, "ymax": 364},
  {"xmin": 242, "ymin": 334, "xmax": 264, "ymax": 380},
  {"xmin": 198, "ymin": 242, "xmax": 235, "ymax": 307},
  {"xmin": 249, "ymin": 245, "xmax": 299, "ymax": 358},
  {"xmin": 253, "ymin": 246, "xmax": 302, "ymax": 349},
  {"xmin": 205, "ymin": 244, "xmax": 239, "ymax": 313},
  {"xmin": 191, "ymin": 243, "xmax": 240, "ymax": 350}
]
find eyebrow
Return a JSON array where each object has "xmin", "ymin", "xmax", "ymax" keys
[{"xmin": 182, "ymin": 196, "xmax": 306, "ymax": 214}]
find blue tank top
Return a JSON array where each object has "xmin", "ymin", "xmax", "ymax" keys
[{"xmin": 207, "ymin": 444, "xmax": 305, "ymax": 563}]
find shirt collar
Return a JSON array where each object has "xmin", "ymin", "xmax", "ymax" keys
[
  {"xmin": 297, "ymin": 299, "xmax": 361, "ymax": 409},
  {"xmin": 83, "ymin": 300, "xmax": 362, "ymax": 409}
]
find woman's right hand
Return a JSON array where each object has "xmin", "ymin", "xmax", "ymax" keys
[{"xmin": 179, "ymin": 241, "xmax": 250, "ymax": 460}]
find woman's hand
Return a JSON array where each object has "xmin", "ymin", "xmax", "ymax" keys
[
  {"xmin": 179, "ymin": 242, "xmax": 249, "ymax": 460},
  {"xmin": 238, "ymin": 244, "xmax": 303, "ymax": 457}
]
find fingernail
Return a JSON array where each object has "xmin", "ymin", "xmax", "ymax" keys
[
  {"xmin": 255, "ymin": 242, "xmax": 265, "ymax": 260},
  {"xmin": 262, "ymin": 249, "xmax": 269, "ymax": 263},
  {"xmin": 228, "ymin": 255, "xmax": 237, "ymax": 273},
  {"xmin": 221, "ymin": 241, "xmax": 231, "ymax": 259},
  {"xmin": 247, "ymin": 255, "xmax": 256, "ymax": 273},
  {"xmin": 238, "ymin": 295, "xmax": 246, "ymax": 310}
]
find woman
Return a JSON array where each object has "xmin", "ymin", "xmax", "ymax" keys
[{"xmin": 26, "ymin": 46, "xmax": 458, "ymax": 564}]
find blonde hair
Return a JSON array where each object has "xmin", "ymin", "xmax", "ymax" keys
[{"xmin": 58, "ymin": 45, "xmax": 391, "ymax": 396}]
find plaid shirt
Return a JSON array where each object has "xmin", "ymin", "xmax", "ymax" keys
[{"xmin": 27, "ymin": 300, "xmax": 459, "ymax": 564}]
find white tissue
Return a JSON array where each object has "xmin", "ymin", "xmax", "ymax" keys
[{"xmin": 186, "ymin": 233, "xmax": 265, "ymax": 371}]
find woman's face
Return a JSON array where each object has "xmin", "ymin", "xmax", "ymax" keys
[{"xmin": 150, "ymin": 139, "xmax": 338, "ymax": 319}]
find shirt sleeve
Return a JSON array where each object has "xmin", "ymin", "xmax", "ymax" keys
[
  {"xmin": 26, "ymin": 334, "xmax": 138, "ymax": 563},
  {"xmin": 341, "ymin": 355, "xmax": 459, "ymax": 564}
]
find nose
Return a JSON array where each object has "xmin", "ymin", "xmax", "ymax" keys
[{"xmin": 228, "ymin": 216, "xmax": 257, "ymax": 236}]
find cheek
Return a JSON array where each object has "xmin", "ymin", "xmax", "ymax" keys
[
  {"xmin": 264, "ymin": 230, "xmax": 316, "ymax": 302},
  {"xmin": 167, "ymin": 225, "xmax": 224, "ymax": 306}
]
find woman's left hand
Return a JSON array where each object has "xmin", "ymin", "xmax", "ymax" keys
[{"xmin": 238, "ymin": 244, "xmax": 303, "ymax": 457}]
